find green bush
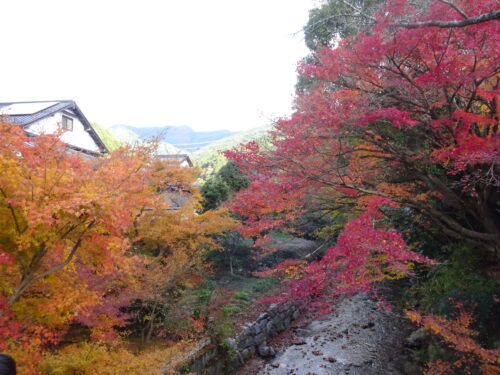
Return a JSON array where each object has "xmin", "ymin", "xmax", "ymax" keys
[
  {"xmin": 407, "ymin": 244, "xmax": 499, "ymax": 346},
  {"xmin": 221, "ymin": 304, "xmax": 242, "ymax": 316},
  {"xmin": 233, "ymin": 291, "xmax": 250, "ymax": 300}
]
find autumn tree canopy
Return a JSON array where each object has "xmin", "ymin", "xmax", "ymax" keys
[
  {"xmin": 0, "ymin": 121, "xmax": 234, "ymax": 374},
  {"xmin": 226, "ymin": 0, "xmax": 499, "ymax": 296},
  {"xmin": 225, "ymin": 3, "xmax": 499, "ymax": 370}
]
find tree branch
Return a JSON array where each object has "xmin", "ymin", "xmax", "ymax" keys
[
  {"xmin": 0, "ymin": 187, "xmax": 26, "ymax": 235},
  {"xmin": 8, "ymin": 220, "xmax": 96, "ymax": 304},
  {"xmin": 394, "ymin": 9, "xmax": 500, "ymax": 29},
  {"xmin": 437, "ymin": 0, "xmax": 468, "ymax": 19},
  {"xmin": 339, "ymin": 0, "xmax": 376, "ymax": 21}
]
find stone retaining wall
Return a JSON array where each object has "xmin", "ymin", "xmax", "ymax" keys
[
  {"xmin": 231, "ymin": 302, "xmax": 300, "ymax": 361},
  {"xmin": 173, "ymin": 302, "xmax": 300, "ymax": 374}
]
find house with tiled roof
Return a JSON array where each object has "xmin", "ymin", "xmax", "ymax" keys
[
  {"xmin": 0, "ymin": 100, "xmax": 108, "ymax": 157},
  {"xmin": 158, "ymin": 153, "xmax": 193, "ymax": 168}
]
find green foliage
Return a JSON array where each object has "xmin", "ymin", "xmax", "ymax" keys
[
  {"xmin": 91, "ymin": 123, "xmax": 122, "ymax": 151},
  {"xmin": 199, "ymin": 160, "xmax": 250, "ymax": 213},
  {"xmin": 191, "ymin": 280, "xmax": 217, "ymax": 304},
  {"xmin": 407, "ymin": 244, "xmax": 499, "ymax": 345},
  {"xmin": 221, "ymin": 304, "xmax": 242, "ymax": 316},
  {"xmin": 304, "ymin": 0, "xmax": 384, "ymax": 49},
  {"xmin": 233, "ymin": 291, "xmax": 250, "ymax": 300},
  {"xmin": 268, "ymin": 230, "xmax": 293, "ymax": 242},
  {"xmin": 239, "ymin": 275, "xmax": 278, "ymax": 295},
  {"xmin": 201, "ymin": 178, "xmax": 230, "ymax": 211},
  {"xmin": 217, "ymin": 161, "xmax": 250, "ymax": 192},
  {"xmin": 170, "ymin": 280, "xmax": 216, "ymax": 314},
  {"xmin": 420, "ymin": 246, "xmax": 497, "ymax": 314},
  {"xmin": 208, "ymin": 231, "xmax": 253, "ymax": 274},
  {"xmin": 294, "ymin": 210, "xmax": 348, "ymax": 240},
  {"xmin": 209, "ymin": 312, "xmax": 235, "ymax": 342},
  {"xmin": 191, "ymin": 125, "xmax": 272, "ymax": 182},
  {"xmin": 179, "ymin": 363, "xmax": 191, "ymax": 374},
  {"xmin": 218, "ymin": 274, "xmax": 278, "ymax": 298},
  {"xmin": 298, "ymin": 0, "xmax": 384, "ymax": 93}
]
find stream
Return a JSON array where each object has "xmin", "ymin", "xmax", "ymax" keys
[{"xmin": 253, "ymin": 293, "xmax": 412, "ymax": 375}]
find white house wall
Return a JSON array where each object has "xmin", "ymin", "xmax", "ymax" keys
[{"xmin": 25, "ymin": 110, "xmax": 100, "ymax": 153}]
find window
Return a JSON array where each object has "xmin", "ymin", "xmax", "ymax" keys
[{"xmin": 61, "ymin": 115, "xmax": 73, "ymax": 131}]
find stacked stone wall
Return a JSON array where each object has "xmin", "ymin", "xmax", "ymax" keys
[
  {"xmin": 231, "ymin": 302, "xmax": 300, "ymax": 361},
  {"xmin": 172, "ymin": 302, "xmax": 300, "ymax": 374}
]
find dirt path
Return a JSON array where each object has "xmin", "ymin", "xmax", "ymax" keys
[{"xmin": 241, "ymin": 293, "xmax": 411, "ymax": 375}]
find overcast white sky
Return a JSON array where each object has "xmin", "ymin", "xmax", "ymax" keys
[{"xmin": 1, "ymin": 0, "xmax": 315, "ymax": 131}]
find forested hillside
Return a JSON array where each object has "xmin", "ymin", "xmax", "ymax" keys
[
  {"xmin": 91, "ymin": 123, "xmax": 122, "ymax": 151},
  {"xmin": 192, "ymin": 125, "xmax": 272, "ymax": 181}
]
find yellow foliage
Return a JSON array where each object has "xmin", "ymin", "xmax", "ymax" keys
[
  {"xmin": 0, "ymin": 122, "xmax": 236, "ymax": 374},
  {"xmin": 40, "ymin": 341, "xmax": 195, "ymax": 375}
]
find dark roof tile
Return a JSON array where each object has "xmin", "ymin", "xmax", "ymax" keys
[{"xmin": 0, "ymin": 100, "xmax": 108, "ymax": 154}]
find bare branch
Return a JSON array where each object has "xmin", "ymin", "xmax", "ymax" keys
[
  {"xmin": 437, "ymin": 0, "xmax": 468, "ymax": 19},
  {"xmin": 300, "ymin": 13, "xmax": 375, "ymax": 37},
  {"xmin": 338, "ymin": 0, "xmax": 376, "ymax": 21},
  {"xmin": 394, "ymin": 9, "xmax": 500, "ymax": 29}
]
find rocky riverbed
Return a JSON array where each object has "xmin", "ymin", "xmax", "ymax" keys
[{"xmin": 239, "ymin": 293, "xmax": 414, "ymax": 375}]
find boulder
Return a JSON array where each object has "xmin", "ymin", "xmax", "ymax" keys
[
  {"xmin": 405, "ymin": 328, "xmax": 431, "ymax": 349},
  {"xmin": 258, "ymin": 344, "xmax": 276, "ymax": 357}
]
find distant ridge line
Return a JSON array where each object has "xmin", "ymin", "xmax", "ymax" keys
[{"xmin": 170, "ymin": 141, "xmax": 214, "ymax": 146}]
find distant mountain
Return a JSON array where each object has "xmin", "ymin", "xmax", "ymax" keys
[
  {"xmin": 106, "ymin": 125, "xmax": 182, "ymax": 154},
  {"xmin": 191, "ymin": 125, "xmax": 273, "ymax": 181},
  {"xmin": 108, "ymin": 125, "xmax": 239, "ymax": 153}
]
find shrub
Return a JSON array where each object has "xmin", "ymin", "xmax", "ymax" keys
[
  {"xmin": 40, "ymin": 341, "xmax": 193, "ymax": 375},
  {"xmin": 233, "ymin": 291, "xmax": 250, "ymax": 300}
]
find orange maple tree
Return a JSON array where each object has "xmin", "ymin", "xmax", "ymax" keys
[
  {"xmin": 406, "ymin": 305, "xmax": 500, "ymax": 374},
  {"xmin": 0, "ymin": 120, "xmax": 234, "ymax": 374}
]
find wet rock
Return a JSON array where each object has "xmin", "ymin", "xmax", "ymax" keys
[
  {"xmin": 268, "ymin": 304, "xmax": 278, "ymax": 314},
  {"xmin": 258, "ymin": 344, "xmax": 276, "ymax": 357},
  {"xmin": 253, "ymin": 321, "xmax": 262, "ymax": 333},
  {"xmin": 276, "ymin": 321, "xmax": 286, "ymax": 332},
  {"xmin": 241, "ymin": 336, "xmax": 255, "ymax": 348},
  {"xmin": 266, "ymin": 321, "xmax": 274, "ymax": 334},
  {"xmin": 255, "ymin": 332, "xmax": 267, "ymax": 345},
  {"xmin": 242, "ymin": 323, "xmax": 255, "ymax": 336},
  {"xmin": 405, "ymin": 328, "xmax": 431, "ymax": 349},
  {"xmin": 225, "ymin": 338, "xmax": 237, "ymax": 350},
  {"xmin": 241, "ymin": 348, "xmax": 252, "ymax": 361},
  {"xmin": 258, "ymin": 312, "xmax": 269, "ymax": 321}
]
